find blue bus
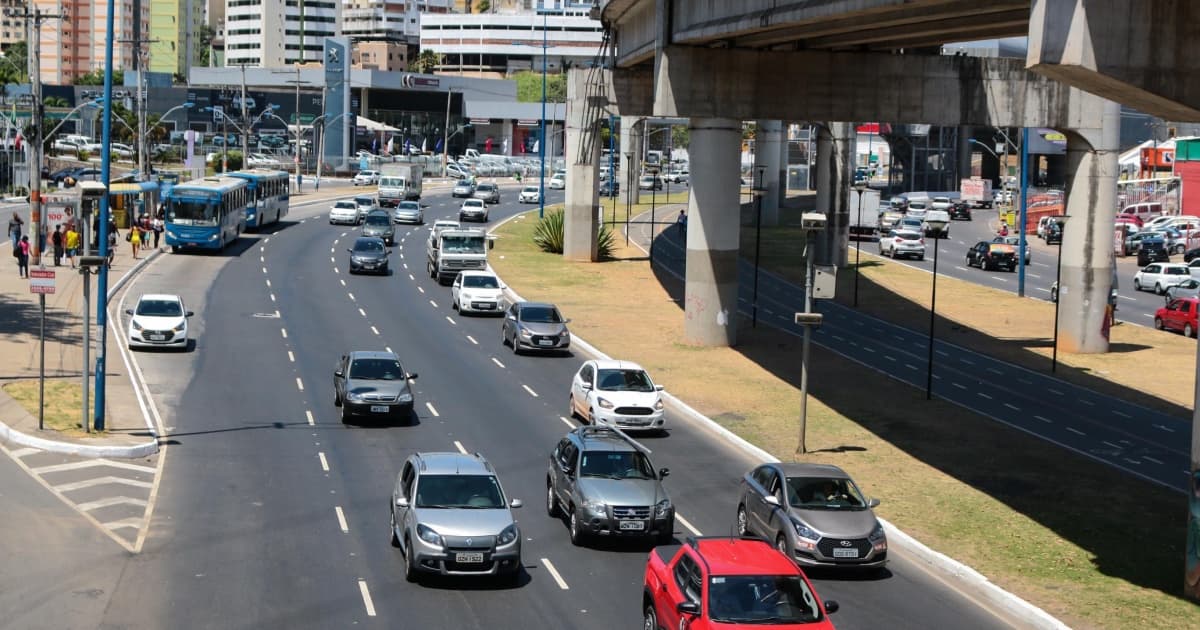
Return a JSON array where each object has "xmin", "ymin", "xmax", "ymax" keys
[
  {"xmin": 163, "ymin": 176, "xmax": 249, "ymax": 251},
  {"xmin": 229, "ymin": 169, "xmax": 290, "ymax": 230}
]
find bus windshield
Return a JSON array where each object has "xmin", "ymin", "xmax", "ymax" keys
[
  {"xmin": 441, "ymin": 236, "xmax": 485, "ymax": 254},
  {"xmin": 168, "ymin": 198, "xmax": 218, "ymax": 226}
]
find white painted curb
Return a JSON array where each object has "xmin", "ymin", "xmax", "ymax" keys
[{"xmin": 490, "ymin": 209, "xmax": 1070, "ymax": 630}]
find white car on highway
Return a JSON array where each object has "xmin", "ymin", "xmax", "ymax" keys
[
  {"xmin": 569, "ymin": 359, "xmax": 666, "ymax": 432},
  {"xmin": 548, "ymin": 172, "xmax": 566, "ymax": 189},
  {"xmin": 353, "ymin": 170, "xmax": 379, "ymax": 186},
  {"xmin": 125, "ymin": 294, "xmax": 193, "ymax": 350},
  {"xmin": 519, "ymin": 186, "xmax": 541, "ymax": 204},
  {"xmin": 451, "ymin": 270, "xmax": 507, "ymax": 314},
  {"xmin": 1133, "ymin": 262, "xmax": 1192, "ymax": 295},
  {"xmin": 879, "ymin": 229, "xmax": 925, "ymax": 260},
  {"xmin": 329, "ymin": 200, "xmax": 360, "ymax": 225}
]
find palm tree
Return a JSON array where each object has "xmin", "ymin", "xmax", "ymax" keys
[{"xmin": 414, "ymin": 50, "xmax": 442, "ymax": 75}]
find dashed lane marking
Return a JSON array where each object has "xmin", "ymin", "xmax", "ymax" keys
[
  {"xmin": 467, "ymin": 335, "xmax": 478, "ymax": 345},
  {"xmin": 318, "ymin": 452, "xmax": 330, "ymax": 472},
  {"xmin": 288, "ymin": 351, "xmax": 295, "ymax": 362},
  {"xmin": 1004, "ymin": 403, "xmax": 1020, "ymax": 411},
  {"xmin": 386, "ymin": 347, "xmax": 393, "ymax": 353},
  {"xmin": 418, "ymin": 286, "xmax": 425, "ymax": 294},
  {"xmin": 1066, "ymin": 427, "xmax": 1086, "ymax": 436},
  {"xmin": 371, "ymin": 326, "xmax": 380, "ymax": 335},
  {"xmin": 347, "ymin": 292, "xmax": 355, "ymax": 301},
  {"xmin": 978, "ymin": 392, "xmax": 992, "ymax": 400},
  {"xmin": 676, "ymin": 514, "xmax": 702, "ymax": 536},
  {"xmin": 560, "ymin": 416, "xmax": 576, "ymax": 428},
  {"xmin": 425, "ymin": 402, "xmax": 439, "ymax": 417},
  {"xmin": 453, "ymin": 440, "xmax": 468, "ymax": 455},
  {"xmin": 446, "ymin": 316, "xmax": 457, "ymax": 326},
  {"xmin": 952, "ymin": 382, "xmax": 967, "ymax": 390},
  {"xmin": 429, "ymin": 300, "xmax": 438, "ymax": 308},
  {"xmin": 541, "ymin": 558, "xmax": 570, "ymax": 590},
  {"xmin": 335, "ymin": 506, "xmax": 349, "ymax": 533},
  {"xmin": 1034, "ymin": 415, "xmax": 1052, "ymax": 424},
  {"xmin": 358, "ymin": 308, "xmax": 367, "ymax": 317},
  {"xmin": 358, "ymin": 580, "xmax": 377, "ymax": 617},
  {"xmin": 340, "ymin": 279, "xmax": 346, "ymax": 286},
  {"xmin": 491, "ymin": 357, "xmax": 506, "ymax": 368},
  {"xmin": 522, "ymin": 385, "xmax": 539, "ymax": 398},
  {"xmin": 1144, "ymin": 456, "xmax": 1164, "ymax": 465},
  {"xmin": 270, "ymin": 293, "xmax": 276, "ymax": 302},
  {"xmin": 296, "ymin": 378, "xmax": 304, "ymax": 391},
  {"xmin": 1113, "ymin": 410, "xmax": 1131, "ymax": 418},
  {"xmin": 306, "ymin": 410, "xmax": 315, "ymax": 426}
]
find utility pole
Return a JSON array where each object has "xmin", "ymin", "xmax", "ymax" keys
[
  {"xmin": 118, "ymin": 36, "xmax": 160, "ymax": 182},
  {"xmin": 239, "ymin": 63, "xmax": 249, "ymax": 164},
  {"xmin": 7, "ymin": 4, "xmax": 67, "ymax": 265}
]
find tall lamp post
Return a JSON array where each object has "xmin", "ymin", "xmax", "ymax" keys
[
  {"xmin": 852, "ymin": 183, "xmax": 868, "ymax": 308},
  {"xmin": 1051, "ymin": 215, "xmax": 1070, "ymax": 373},
  {"xmin": 752, "ymin": 164, "xmax": 766, "ymax": 326},
  {"xmin": 924, "ymin": 216, "xmax": 949, "ymax": 400},
  {"xmin": 794, "ymin": 212, "xmax": 827, "ymax": 454},
  {"xmin": 537, "ymin": 9, "xmax": 547, "ymax": 218}
]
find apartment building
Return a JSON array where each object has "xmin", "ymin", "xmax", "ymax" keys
[
  {"xmin": 149, "ymin": 0, "xmax": 205, "ymax": 75},
  {"xmin": 0, "ymin": 0, "xmax": 24, "ymax": 48},
  {"xmin": 342, "ymin": 0, "xmax": 451, "ymax": 45},
  {"xmin": 38, "ymin": 0, "xmax": 149, "ymax": 84},
  {"xmin": 224, "ymin": 0, "xmax": 341, "ymax": 67}
]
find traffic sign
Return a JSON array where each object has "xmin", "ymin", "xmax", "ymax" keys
[{"xmin": 29, "ymin": 269, "xmax": 55, "ymax": 295}]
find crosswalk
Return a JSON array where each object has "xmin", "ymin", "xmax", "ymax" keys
[{"xmin": 4, "ymin": 446, "xmax": 159, "ymax": 551}]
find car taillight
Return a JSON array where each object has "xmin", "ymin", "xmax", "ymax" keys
[
  {"xmin": 895, "ymin": 237, "xmax": 903, "ymax": 243},
  {"xmin": 920, "ymin": 238, "xmax": 926, "ymax": 245}
]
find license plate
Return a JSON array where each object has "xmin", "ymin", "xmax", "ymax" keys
[
  {"xmin": 618, "ymin": 520, "xmax": 645, "ymax": 531},
  {"xmin": 147, "ymin": 334, "xmax": 166, "ymax": 341},
  {"xmin": 832, "ymin": 548, "xmax": 859, "ymax": 558},
  {"xmin": 475, "ymin": 303, "xmax": 493, "ymax": 310},
  {"xmin": 455, "ymin": 552, "xmax": 484, "ymax": 563},
  {"xmin": 370, "ymin": 405, "xmax": 389, "ymax": 413},
  {"xmin": 538, "ymin": 339, "xmax": 554, "ymax": 346}
]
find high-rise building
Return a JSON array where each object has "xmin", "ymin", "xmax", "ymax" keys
[
  {"xmin": 342, "ymin": 1, "xmax": 452, "ymax": 46},
  {"xmin": 38, "ymin": 0, "xmax": 150, "ymax": 84},
  {"xmin": 149, "ymin": 0, "xmax": 205, "ymax": 76},
  {"xmin": 224, "ymin": 0, "xmax": 341, "ymax": 67},
  {"xmin": 0, "ymin": 0, "xmax": 25, "ymax": 48}
]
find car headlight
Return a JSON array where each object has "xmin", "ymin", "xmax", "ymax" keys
[
  {"xmin": 172, "ymin": 322, "xmax": 186, "ymax": 332},
  {"xmin": 654, "ymin": 499, "xmax": 673, "ymax": 518},
  {"xmin": 597, "ymin": 397, "xmax": 614, "ymax": 410},
  {"xmin": 208, "ymin": 233, "xmax": 219, "ymax": 241},
  {"xmin": 397, "ymin": 393, "xmax": 413, "ymax": 403},
  {"xmin": 131, "ymin": 320, "xmax": 143, "ymax": 331},
  {"xmin": 166, "ymin": 230, "xmax": 177, "ymax": 238},
  {"xmin": 582, "ymin": 499, "xmax": 607, "ymax": 515},
  {"xmin": 791, "ymin": 518, "xmax": 819, "ymax": 542},
  {"xmin": 868, "ymin": 522, "xmax": 886, "ymax": 543},
  {"xmin": 346, "ymin": 392, "xmax": 364, "ymax": 403},
  {"xmin": 497, "ymin": 523, "xmax": 518, "ymax": 546},
  {"xmin": 519, "ymin": 328, "xmax": 533, "ymax": 338},
  {"xmin": 559, "ymin": 330, "xmax": 570, "ymax": 338},
  {"xmin": 654, "ymin": 398, "xmax": 664, "ymax": 411},
  {"xmin": 417, "ymin": 523, "xmax": 443, "ymax": 547}
]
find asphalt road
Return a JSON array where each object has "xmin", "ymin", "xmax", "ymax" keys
[
  {"xmin": 634, "ymin": 214, "xmax": 1192, "ymax": 494},
  {"xmin": 79, "ymin": 183, "xmax": 1014, "ymax": 629}
]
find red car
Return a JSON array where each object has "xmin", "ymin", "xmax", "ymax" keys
[
  {"xmin": 1155, "ymin": 297, "xmax": 1200, "ymax": 337},
  {"xmin": 643, "ymin": 537, "xmax": 839, "ymax": 630}
]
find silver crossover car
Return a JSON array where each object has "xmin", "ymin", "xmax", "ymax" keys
[
  {"xmin": 736, "ymin": 462, "xmax": 887, "ymax": 571},
  {"xmin": 473, "ymin": 182, "xmax": 501, "ymax": 204},
  {"xmin": 333, "ymin": 350, "xmax": 417, "ymax": 423},
  {"xmin": 392, "ymin": 200, "xmax": 424, "ymax": 225},
  {"xmin": 502, "ymin": 301, "xmax": 571, "ymax": 354},
  {"xmin": 391, "ymin": 452, "xmax": 523, "ymax": 583}
]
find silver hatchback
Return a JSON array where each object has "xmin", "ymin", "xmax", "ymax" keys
[{"xmin": 391, "ymin": 452, "xmax": 523, "ymax": 584}]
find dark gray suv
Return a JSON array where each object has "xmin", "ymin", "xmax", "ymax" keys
[
  {"xmin": 361, "ymin": 209, "xmax": 395, "ymax": 245},
  {"xmin": 333, "ymin": 351, "xmax": 418, "ymax": 424},
  {"xmin": 546, "ymin": 426, "xmax": 673, "ymax": 546}
]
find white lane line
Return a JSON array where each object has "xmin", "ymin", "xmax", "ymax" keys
[
  {"xmin": 1003, "ymin": 403, "xmax": 1020, "ymax": 411},
  {"xmin": 1048, "ymin": 388, "xmax": 1063, "ymax": 395},
  {"xmin": 1027, "ymin": 273, "xmax": 1042, "ymax": 279},
  {"xmin": 262, "ymin": 266, "xmax": 268, "ymax": 274},
  {"xmin": 978, "ymin": 392, "xmax": 992, "ymax": 400},
  {"xmin": 446, "ymin": 316, "xmax": 457, "ymax": 326},
  {"xmin": 1079, "ymin": 399, "xmax": 1095, "ymax": 406},
  {"xmin": 935, "ymin": 350, "xmax": 949, "ymax": 357},
  {"xmin": 358, "ymin": 308, "xmax": 367, "ymax": 317},
  {"xmin": 676, "ymin": 514, "xmax": 702, "ymax": 536},
  {"xmin": 1154, "ymin": 424, "xmax": 1176, "ymax": 433},
  {"xmin": 1103, "ymin": 441, "xmax": 1123, "ymax": 450},
  {"xmin": 1035, "ymin": 287, "xmax": 1050, "ymax": 293},
  {"xmin": 522, "ymin": 385, "xmax": 539, "ymax": 398},
  {"xmin": 347, "ymin": 292, "xmax": 355, "ymax": 301},
  {"xmin": 281, "ymin": 328, "xmax": 288, "ymax": 338},
  {"xmin": 296, "ymin": 377, "xmax": 304, "ymax": 391},
  {"xmin": 418, "ymin": 286, "xmax": 425, "ymax": 294},
  {"xmin": 425, "ymin": 402, "xmax": 440, "ymax": 417},
  {"xmin": 287, "ymin": 351, "xmax": 295, "ymax": 362},
  {"xmin": 8, "ymin": 447, "xmax": 39, "ymax": 459},
  {"xmin": 467, "ymin": 335, "xmax": 478, "ymax": 345},
  {"xmin": 330, "ymin": 257, "xmax": 335, "ymax": 263},
  {"xmin": 884, "ymin": 355, "xmax": 896, "ymax": 362},
  {"xmin": 318, "ymin": 452, "xmax": 329, "ymax": 472},
  {"xmin": 491, "ymin": 357, "xmax": 506, "ymax": 368},
  {"xmin": 961, "ymin": 358, "xmax": 975, "ymax": 365},
  {"xmin": 403, "ymin": 263, "xmax": 408, "ymax": 269},
  {"xmin": 264, "ymin": 237, "xmax": 271, "ymax": 243},
  {"xmin": 905, "ymin": 363, "xmax": 918, "ymax": 370},
  {"xmin": 1113, "ymin": 410, "xmax": 1131, "ymax": 418},
  {"xmin": 335, "ymin": 506, "xmax": 349, "ymax": 533},
  {"xmin": 386, "ymin": 346, "xmax": 393, "ymax": 353},
  {"xmin": 306, "ymin": 410, "xmax": 315, "ymax": 426},
  {"xmin": 340, "ymin": 279, "xmax": 346, "ymax": 286},
  {"xmin": 357, "ymin": 580, "xmax": 377, "ymax": 617},
  {"xmin": 429, "ymin": 299, "xmax": 438, "ymax": 308},
  {"xmin": 955, "ymin": 266, "xmax": 969, "ymax": 272},
  {"xmin": 270, "ymin": 293, "xmax": 276, "ymax": 302},
  {"xmin": 53, "ymin": 476, "xmax": 153, "ymax": 492},
  {"xmin": 334, "ymin": 267, "xmax": 340, "ymax": 274},
  {"xmin": 1034, "ymin": 415, "xmax": 1052, "ymax": 424},
  {"xmin": 541, "ymin": 558, "xmax": 570, "ymax": 590},
  {"xmin": 952, "ymin": 382, "xmax": 967, "ymax": 390},
  {"xmin": 1066, "ymin": 427, "xmax": 1086, "ymax": 436},
  {"xmin": 77, "ymin": 496, "xmax": 148, "ymax": 512},
  {"xmin": 987, "ymin": 367, "xmax": 1003, "ymax": 375},
  {"xmin": 371, "ymin": 326, "xmax": 380, "ymax": 335},
  {"xmin": 1144, "ymin": 455, "xmax": 1164, "ymax": 465},
  {"xmin": 560, "ymin": 416, "xmax": 576, "ymax": 428},
  {"xmin": 1017, "ymin": 378, "xmax": 1033, "ymax": 385},
  {"xmin": 330, "ymin": 247, "xmax": 334, "ymax": 253},
  {"xmin": 409, "ymin": 274, "xmax": 415, "ymax": 280},
  {"xmin": 260, "ymin": 255, "xmax": 265, "ymax": 263},
  {"xmin": 32, "ymin": 459, "xmax": 156, "ymax": 475},
  {"xmin": 266, "ymin": 279, "xmax": 271, "ymax": 287},
  {"xmin": 340, "ymin": 231, "xmax": 348, "ymax": 237},
  {"xmin": 453, "ymin": 440, "xmax": 468, "ymax": 455}
]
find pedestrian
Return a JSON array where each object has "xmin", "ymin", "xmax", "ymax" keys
[
  {"xmin": 65, "ymin": 224, "xmax": 79, "ymax": 268},
  {"xmin": 676, "ymin": 209, "xmax": 688, "ymax": 235},
  {"xmin": 52, "ymin": 224, "xmax": 63, "ymax": 266},
  {"xmin": 8, "ymin": 210, "xmax": 23, "ymax": 246},
  {"xmin": 129, "ymin": 222, "xmax": 142, "ymax": 259},
  {"xmin": 16, "ymin": 235, "xmax": 29, "ymax": 278},
  {"xmin": 998, "ymin": 221, "xmax": 1009, "ymax": 237},
  {"xmin": 152, "ymin": 211, "xmax": 163, "ymax": 249}
]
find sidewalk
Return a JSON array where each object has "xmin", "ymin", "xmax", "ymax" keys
[{"xmin": 0, "ymin": 244, "xmax": 159, "ymax": 457}]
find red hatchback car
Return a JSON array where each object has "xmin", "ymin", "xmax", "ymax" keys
[
  {"xmin": 644, "ymin": 537, "xmax": 838, "ymax": 630},
  {"xmin": 1155, "ymin": 297, "xmax": 1200, "ymax": 337}
]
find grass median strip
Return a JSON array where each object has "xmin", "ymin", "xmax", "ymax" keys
[
  {"xmin": 3, "ymin": 379, "xmax": 101, "ymax": 437},
  {"xmin": 491, "ymin": 203, "xmax": 1195, "ymax": 630}
]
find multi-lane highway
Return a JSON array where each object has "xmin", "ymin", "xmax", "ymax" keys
[{"xmin": 16, "ymin": 182, "xmax": 1020, "ymax": 629}]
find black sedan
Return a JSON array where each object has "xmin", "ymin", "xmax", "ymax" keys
[
  {"xmin": 949, "ymin": 202, "xmax": 972, "ymax": 221},
  {"xmin": 966, "ymin": 241, "xmax": 1017, "ymax": 271},
  {"xmin": 347, "ymin": 236, "xmax": 390, "ymax": 275}
]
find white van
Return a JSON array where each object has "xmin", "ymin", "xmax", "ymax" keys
[{"xmin": 1119, "ymin": 202, "xmax": 1165, "ymax": 224}]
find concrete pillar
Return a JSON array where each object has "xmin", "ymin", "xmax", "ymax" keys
[
  {"xmin": 1059, "ymin": 99, "xmax": 1121, "ymax": 354},
  {"xmin": 684, "ymin": 117, "xmax": 742, "ymax": 347},
  {"xmin": 619, "ymin": 116, "xmax": 642, "ymax": 206},
  {"xmin": 958, "ymin": 125, "xmax": 974, "ymax": 180},
  {"xmin": 813, "ymin": 122, "xmax": 854, "ymax": 268},
  {"xmin": 563, "ymin": 71, "xmax": 600, "ymax": 261},
  {"xmin": 754, "ymin": 120, "xmax": 783, "ymax": 226},
  {"xmin": 779, "ymin": 124, "xmax": 790, "ymax": 206}
]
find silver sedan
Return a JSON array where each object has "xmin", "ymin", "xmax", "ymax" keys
[{"xmin": 1165, "ymin": 278, "xmax": 1200, "ymax": 302}]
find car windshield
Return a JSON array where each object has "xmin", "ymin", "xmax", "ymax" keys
[
  {"xmin": 335, "ymin": 201, "xmax": 356, "ymax": 209},
  {"xmin": 463, "ymin": 275, "xmax": 500, "ymax": 289},
  {"xmin": 523, "ymin": 187, "xmax": 538, "ymax": 193},
  {"xmin": 707, "ymin": 575, "xmax": 822, "ymax": 624},
  {"xmin": 415, "ymin": 474, "xmax": 505, "ymax": 509},
  {"xmin": 520, "ymin": 306, "xmax": 563, "ymax": 323},
  {"xmin": 595, "ymin": 368, "xmax": 654, "ymax": 392},
  {"xmin": 477, "ymin": 184, "xmax": 495, "ymax": 191},
  {"xmin": 136, "ymin": 299, "xmax": 182, "ymax": 317},
  {"xmin": 353, "ymin": 239, "xmax": 384, "ymax": 253},
  {"xmin": 786, "ymin": 476, "xmax": 868, "ymax": 510},
  {"xmin": 348, "ymin": 358, "xmax": 405, "ymax": 380},
  {"xmin": 399, "ymin": 202, "xmax": 420, "ymax": 211},
  {"xmin": 465, "ymin": 200, "xmax": 484, "ymax": 207},
  {"xmin": 365, "ymin": 214, "xmax": 390, "ymax": 226},
  {"xmin": 579, "ymin": 450, "xmax": 656, "ymax": 479},
  {"xmin": 355, "ymin": 197, "xmax": 373, "ymax": 206},
  {"xmin": 167, "ymin": 193, "xmax": 220, "ymax": 226},
  {"xmin": 442, "ymin": 236, "xmax": 486, "ymax": 254}
]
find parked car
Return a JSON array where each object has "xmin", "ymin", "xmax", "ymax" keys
[
  {"xmin": 451, "ymin": 270, "xmax": 506, "ymax": 315},
  {"xmin": 390, "ymin": 452, "xmax": 522, "ymax": 583},
  {"xmin": 568, "ymin": 359, "xmax": 666, "ymax": 432},
  {"xmin": 966, "ymin": 241, "xmax": 1017, "ymax": 271},
  {"xmin": 125, "ymin": 293, "xmax": 193, "ymax": 350},
  {"xmin": 392, "ymin": 200, "xmax": 424, "ymax": 225},
  {"xmin": 333, "ymin": 350, "xmax": 417, "ymax": 423},
  {"xmin": 1119, "ymin": 201, "xmax": 1165, "ymax": 225},
  {"xmin": 452, "ymin": 179, "xmax": 476, "ymax": 198},
  {"xmin": 518, "ymin": 186, "xmax": 541, "ymax": 204},
  {"xmin": 992, "ymin": 234, "xmax": 1031, "ymax": 265},
  {"xmin": 361, "ymin": 209, "xmax": 396, "ymax": 246},
  {"xmin": 878, "ymin": 229, "xmax": 925, "ymax": 260},
  {"xmin": 353, "ymin": 170, "xmax": 379, "ymax": 186},
  {"xmin": 1125, "ymin": 230, "xmax": 1166, "ymax": 256},
  {"xmin": 502, "ymin": 301, "xmax": 571, "ymax": 354},
  {"xmin": 1134, "ymin": 262, "xmax": 1192, "ymax": 294},
  {"xmin": 473, "ymin": 182, "xmax": 501, "ymax": 204},
  {"xmin": 346, "ymin": 236, "xmax": 390, "ymax": 275},
  {"xmin": 1155, "ymin": 297, "xmax": 1200, "ymax": 337},
  {"xmin": 599, "ymin": 179, "xmax": 620, "ymax": 197},
  {"xmin": 737, "ymin": 462, "xmax": 886, "ymax": 570},
  {"xmin": 446, "ymin": 163, "xmax": 471, "ymax": 179}
]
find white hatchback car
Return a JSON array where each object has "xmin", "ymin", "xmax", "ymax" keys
[
  {"xmin": 329, "ymin": 200, "xmax": 360, "ymax": 225},
  {"xmin": 126, "ymin": 294, "xmax": 192, "ymax": 350},
  {"xmin": 569, "ymin": 360, "xmax": 666, "ymax": 432},
  {"xmin": 548, "ymin": 173, "xmax": 566, "ymax": 189},
  {"xmin": 451, "ymin": 270, "xmax": 507, "ymax": 315},
  {"xmin": 879, "ymin": 229, "xmax": 925, "ymax": 260},
  {"xmin": 1134, "ymin": 262, "xmax": 1192, "ymax": 294},
  {"xmin": 519, "ymin": 186, "xmax": 541, "ymax": 204},
  {"xmin": 353, "ymin": 170, "xmax": 379, "ymax": 186}
]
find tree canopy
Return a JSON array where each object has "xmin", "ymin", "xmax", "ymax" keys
[{"xmin": 515, "ymin": 71, "xmax": 566, "ymax": 103}]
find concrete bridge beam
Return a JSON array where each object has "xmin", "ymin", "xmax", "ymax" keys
[
  {"xmin": 753, "ymin": 120, "xmax": 783, "ymax": 226},
  {"xmin": 814, "ymin": 122, "xmax": 855, "ymax": 268},
  {"xmin": 684, "ymin": 117, "xmax": 742, "ymax": 347},
  {"xmin": 619, "ymin": 116, "xmax": 643, "ymax": 206}
]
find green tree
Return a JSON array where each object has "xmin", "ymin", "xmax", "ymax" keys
[
  {"xmin": 73, "ymin": 69, "xmax": 125, "ymax": 86},
  {"xmin": 671, "ymin": 124, "xmax": 689, "ymax": 150},
  {"xmin": 0, "ymin": 41, "xmax": 29, "ymax": 84},
  {"xmin": 43, "ymin": 96, "xmax": 69, "ymax": 108},
  {"xmin": 413, "ymin": 49, "xmax": 441, "ymax": 74},
  {"xmin": 514, "ymin": 71, "xmax": 566, "ymax": 103},
  {"xmin": 197, "ymin": 23, "xmax": 215, "ymax": 68},
  {"xmin": 476, "ymin": 0, "xmax": 490, "ymax": 12}
]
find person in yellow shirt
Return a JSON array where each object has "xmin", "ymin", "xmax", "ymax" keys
[{"xmin": 65, "ymin": 225, "xmax": 80, "ymax": 268}]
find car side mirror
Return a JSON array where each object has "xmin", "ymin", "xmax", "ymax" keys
[
  {"xmin": 421, "ymin": 204, "xmax": 429, "ymax": 208},
  {"xmin": 563, "ymin": 318, "xmax": 572, "ymax": 323},
  {"xmin": 581, "ymin": 382, "xmax": 592, "ymax": 391},
  {"xmin": 509, "ymin": 499, "xmax": 523, "ymax": 509},
  {"xmin": 407, "ymin": 372, "xmax": 418, "ymax": 380},
  {"xmin": 824, "ymin": 600, "xmax": 840, "ymax": 614},
  {"xmin": 346, "ymin": 248, "xmax": 353, "ymax": 253},
  {"xmin": 396, "ymin": 497, "xmax": 409, "ymax": 508},
  {"xmin": 763, "ymin": 495, "xmax": 780, "ymax": 506},
  {"xmin": 658, "ymin": 467, "xmax": 670, "ymax": 479},
  {"xmin": 506, "ymin": 314, "xmax": 517, "ymax": 320},
  {"xmin": 867, "ymin": 498, "xmax": 881, "ymax": 508},
  {"xmin": 186, "ymin": 311, "xmax": 194, "ymax": 317},
  {"xmin": 655, "ymin": 384, "xmax": 664, "ymax": 392},
  {"xmin": 334, "ymin": 369, "xmax": 344, "ymax": 377},
  {"xmin": 124, "ymin": 309, "xmax": 133, "ymax": 315},
  {"xmin": 676, "ymin": 601, "xmax": 700, "ymax": 616},
  {"xmin": 489, "ymin": 240, "xmax": 495, "ymax": 250}
]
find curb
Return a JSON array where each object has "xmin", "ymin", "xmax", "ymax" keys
[
  {"xmin": 0, "ymin": 249, "xmax": 164, "ymax": 459},
  {"xmin": 490, "ymin": 209, "xmax": 1069, "ymax": 630}
]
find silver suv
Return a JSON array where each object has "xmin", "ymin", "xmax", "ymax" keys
[
  {"xmin": 391, "ymin": 452, "xmax": 523, "ymax": 583},
  {"xmin": 546, "ymin": 426, "xmax": 674, "ymax": 546}
]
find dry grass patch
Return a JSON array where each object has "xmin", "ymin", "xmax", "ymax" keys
[
  {"xmin": 3, "ymin": 379, "xmax": 98, "ymax": 437},
  {"xmin": 492, "ymin": 207, "xmax": 1197, "ymax": 630}
]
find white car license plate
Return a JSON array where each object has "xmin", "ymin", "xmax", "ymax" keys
[
  {"xmin": 455, "ymin": 552, "xmax": 484, "ymax": 563},
  {"xmin": 618, "ymin": 520, "xmax": 645, "ymax": 531},
  {"xmin": 832, "ymin": 548, "xmax": 859, "ymax": 558},
  {"xmin": 538, "ymin": 339, "xmax": 554, "ymax": 346},
  {"xmin": 147, "ymin": 334, "xmax": 166, "ymax": 341},
  {"xmin": 370, "ymin": 405, "xmax": 389, "ymax": 413},
  {"xmin": 476, "ymin": 303, "xmax": 493, "ymax": 310}
]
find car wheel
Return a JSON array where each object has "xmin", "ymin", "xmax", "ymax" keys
[
  {"xmin": 736, "ymin": 505, "xmax": 750, "ymax": 536},
  {"xmin": 1134, "ymin": 278, "xmax": 1142, "ymax": 291},
  {"xmin": 546, "ymin": 482, "xmax": 561, "ymax": 518},
  {"xmin": 1188, "ymin": 323, "xmax": 1196, "ymax": 338},
  {"xmin": 390, "ymin": 507, "xmax": 401, "ymax": 547},
  {"xmin": 340, "ymin": 405, "xmax": 350, "ymax": 424},
  {"xmin": 567, "ymin": 394, "xmax": 577, "ymax": 420},
  {"xmin": 403, "ymin": 536, "xmax": 419, "ymax": 583},
  {"xmin": 334, "ymin": 390, "xmax": 342, "ymax": 407},
  {"xmin": 776, "ymin": 533, "xmax": 789, "ymax": 557},
  {"xmin": 511, "ymin": 335, "xmax": 521, "ymax": 355},
  {"xmin": 569, "ymin": 508, "xmax": 586, "ymax": 546},
  {"xmin": 643, "ymin": 604, "xmax": 658, "ymax": 630},
  {"xmin": 1156, "ymin": 282, "xmax": 1165, "ymax": 295},
  {"xmin": 1155, "ymin": 316, "xmax": 1165, "ymax": 330}
]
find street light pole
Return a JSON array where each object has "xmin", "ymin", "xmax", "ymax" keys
[
  {"xmin": 240, "ymin": 63, "xmax": 250, "ymax": 164},
  {"xmin": 925, "ymin": 217, "xmax": 948, "ymax": 399},
  {"xmin": 752, "ymin": 164, "xmax": 766, "ymax": 327},
  {"xmin": 795, "ymin": 216, "xmax": 826, "ymax": 455},
  {"xmin": 1052, "ymin": 215, "xmax": 1070, "ymax": 373},
  {"xmin": 537, "ymin": 8, "xmax": 547, "ymax": 218},
  {"xmin": 853, "ymin": 185, "xmax": 866, "ymax": 308}
]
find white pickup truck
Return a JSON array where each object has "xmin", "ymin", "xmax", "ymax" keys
[{"xmin": 426, "ymin": 221, "xmax": 493, "ymax": 285}]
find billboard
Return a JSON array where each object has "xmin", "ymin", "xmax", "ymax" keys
[{"xmin": 323, "ymin": 37, "xmax": 352, "ymax": 172}]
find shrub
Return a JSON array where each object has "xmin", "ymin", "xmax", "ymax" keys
[
  {"xmin": 532, "ymin": 209, "xmax": 614, "ymax": 259},
  {"xmin": 76, "ymin": 149, "xmax": 90, "ymax": 161}
]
